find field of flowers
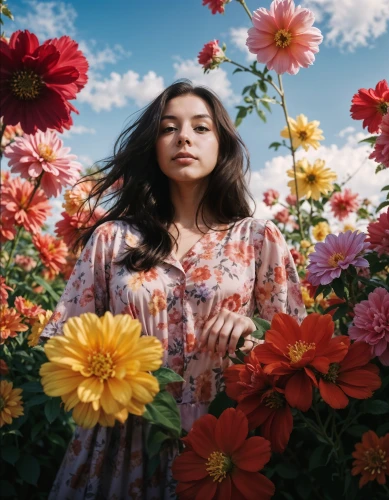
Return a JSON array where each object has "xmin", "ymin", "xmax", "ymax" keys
[{"xmin": 1, "ymin": 0, "xmax": 389, "ymax": 499}]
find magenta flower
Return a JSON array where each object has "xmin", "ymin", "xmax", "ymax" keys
[
  {"xmin": 4, "ymin": 129, "xmax": 81, "ymax": 198},
  {"xmin": 198, "ymin": 40, "xmax": 225, "ymax": 71},
  {"xmin": 349, "ymin": 288, "xmax": 389, "ymax": 366},
  {"xmin": 307, "ymin": 231, "xmax": 370, "ymax": 286},
  {"xmin": 330, "ymin": 189, "xmax": 359, "ymax": 221},
  {"xmin": 246, "ymin": 0, "xmax": 323, "ymax": 75},
  {"xmin": 366, "ymin": 208, "xmax": 389, "ymax": 256},
  {"xmin": 369, "ymin": 113, "xmax": 389, "ymax": 169},
  {"xmin": 263, "ymin": 188, "xmax": 279, "ymax": 207}
]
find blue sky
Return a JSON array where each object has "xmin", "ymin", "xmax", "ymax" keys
[{"xmin": 3, "ymin": 0, "xmax": 389, "ymax": 227}]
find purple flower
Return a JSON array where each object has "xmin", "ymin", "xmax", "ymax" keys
[
  {"xmin": 349, "ymin": 287, "xmax": 389, "ymax": 366},
  {"xmin": 307, "ymin": 230, "xmax": 370, "ymax": 286}
]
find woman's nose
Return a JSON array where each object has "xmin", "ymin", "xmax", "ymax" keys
[{"xmin": 176, "ymin": 129, "xmax": 191, "ymax": 145}]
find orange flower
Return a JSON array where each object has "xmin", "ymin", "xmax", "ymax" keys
[
  {"xmin": 0, "ymin": 359, "xmax": 9, "ymax": 375},
  {"xmin": 274, "ymin": 266, "xmax": 286, "ymax": 284},
  {"xmin": 0, "ymin": 305, "xmax": 28, "ymax": 344},
  {"xmin": 148, "ymin": 289, "xmax": 167, "ymax": 316},
  {"xmin": 254, "ymin": 313, "xmax": 349, "ymax": 411},
  {"xmin": 224, "ymin": 241, "xmax": 255, "ymax": 266},
  {"xmin": 172, "ymin": 408, "xmax": 275, "ymax": 500},
  {"xmin": 0, "ymin": 216, "xmax": 16, "ymax": 243},
  {"xmin": 190, "ymin": 266, "xmax": 211, "ymax": 283},
  {"xmin": 221, "ymin": 293, "xmax": 242, "ymax": 312},
  {"xmin": 224, "ymin": 350, "xmax": 293, "ymax": 454},
  {"xmin": 0, "ymin": 276, "xmax": 13, "ymax": 305},
  {"xmin": 318, "ymin": 342, "xmax": 381, "ymax": 409},
  {"xmin": 32, "ymin": 232, "xmax": 68, "ymax": 277},
  {"xmin": 352, "ymin": 430, "xmax": 389, "ymax": 487},
  {"xmin": 14, "ymin": 296, "xmax": 45, "ymax": 325}
]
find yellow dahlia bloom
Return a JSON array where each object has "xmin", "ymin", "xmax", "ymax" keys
[
  {"xmin": 280, "ymin": 114, "xmax": 324, "ymax": 151},
  {"xmin": 28, "ymin": 310, "xmax": 53, "ymax": 347},
  {"xmin": 40, "ymin": 311, "xmax": 163, "ymax": 429},
  {"xmin": 312, "ymin": 221, "xmax": 331, "ymax": 241},
  {"xmin": 287, "ymin": 158, "xmax": 337, "ymax": 200},
  {"xmin": 0, "ymin": 380, "xmax": 24, "ymax": 428},
  {"xmin": 343, "ymin": 223, "xmax": 356, "ymax": 232},
  {"xmin": 300, "ymin": 239, "xmax": 311, "ymax": 249},
  {"xmin": 301, "ymin": 286, "xmax": 314, "ymax": 308}
]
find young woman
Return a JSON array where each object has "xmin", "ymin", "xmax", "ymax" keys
[{"xmin": 41, "ymin": 80, "xmax": 306, "ymax": 499}]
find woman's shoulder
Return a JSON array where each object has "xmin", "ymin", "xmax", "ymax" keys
[
  {"xmin": 90, "ymin": 219, "xmax": 141, "ymax": 246},
  {"xmin": 237, "ymin": 216, "xmax": 275, "ymax": 234}
]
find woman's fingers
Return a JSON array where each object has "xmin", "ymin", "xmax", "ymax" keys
[
  {"xmin": 206, "ymin": 317, "xmax": 226, "ymax": 353},
  {"xmin": 199, "ymin": 315, "xmax": 218, "ymax": 348},
  {"xmin": 214, "ymin": 319, "xmax": 234, "ymax": 354},
  {"xmin": 227, "ymin": 324, "xmax": 246, "ymax": 354}
]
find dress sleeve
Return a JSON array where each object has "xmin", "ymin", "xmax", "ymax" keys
[
  {"xmin": 40, "ymin": 223, "xmax": 115, "ymax": 340},
  {"xmin": 254, "ymin": 220, "xmax": 306, "ymax": 324}
]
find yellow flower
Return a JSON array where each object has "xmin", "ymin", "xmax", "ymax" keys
[
  {"xmin": 39, "ymin": 311, "xmax": 163, "ymax": 429},
  {"xmin": 287, "ymin": 158, "xmax": 337, "ymax": 200},
  {"xmin": 0, "ymin": 380, "xmax": 24, "ymax": 428},
  {"xmin": 62, "ymin": 181, "xmax": 95, "ymax": 216},
  {"xmin": 312, "ymin": 221, "xmax": 331, "ymax": 241},
  {"xmin": 342, "ymin": 223, "xmax": 355, "ymax": 232},
  {"xmin": 28, "ymin": 310, "xmax": 53, "ymax": 347},
  {"xmin": 280, "ymin": 114, "xmax": 324, "ymax": 151},
  {"xmin": 301, "ymin": 286, "xmax": 314, "ymax": 308},
  {"xmin": 300, "ymin": 239, "xmax": 311, "ymax": 249}
]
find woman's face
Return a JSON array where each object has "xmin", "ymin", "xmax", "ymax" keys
[{"xmin": 155, "ymin": 94, "xmax": 219, "ymax": 184}]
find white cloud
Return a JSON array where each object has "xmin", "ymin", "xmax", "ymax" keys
[
  {"xmin": 301, "ymin": 0, "xmax": 389, "ymax": 51},
  {"xmin": 78, "ymin": 155, "xmax": 95, "ymax": 168},
  {"xmin": 338, "ymin": 126, "xmax": 356, "ymax": 138},
  {"xmin": 78, "ymin": 70, "xmax": 165, "ymax": 111},
  {"xmin": 229, "ymin": 27, "xmax": 256, "ymax": 62},
  {"xmin": 173, "ymin": 58, "xmax": 241, "ymax": 106},
  {"xmin": 248, "ymin": 131, "xmax": 389, "ymax": 233},
  {"xmin": 61, "ymin": 126, "xmax": 96, "ymax": 138},
  {"xmin": 78, "ymin": 40, "xmax": 132, "ymax": 70}
]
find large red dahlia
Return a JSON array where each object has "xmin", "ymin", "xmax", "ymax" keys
[{"xmin": 0, "ymin": 30, "xmax": 88, "ymax": 134}]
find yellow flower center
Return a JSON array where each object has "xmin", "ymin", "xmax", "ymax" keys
[
  {"xmin": 206, "ymin": 451, "xmax": 233, "ymax": 482},
  {"xmin": 0, "ymin": 396, "xmax": 5, "ymax": 412},
  {"xmin": 287, "ymin": 340, "xmax": 315, "ymax": 363},
  {"xmin": 87, "ymin": 352, "xmax": 115, "ymax": 381},
  {"xmin": 264, "ymin": 390, "xmax": 285, "ymax": 409},
  {"xmin": 24, "ymin": 300, "xmax": 34, "ymax": 308},
  {"xmin": 298, "ymin": 131, "xmax": 308, "ymax": 141},
  {"xmin": 328, "ymin": 252, "xmax": 345, "ymax": 268},
  {"xmin": 10, "ymin": 70, "xmax": 43, "ymax": 100},
  {"xmin": 38, "ymin": 144, "xmax": 57, "ymax": 162},
  {"xmin": 363, "ymin": 447, "xmax": 387, "ymax": 476},
  {"xmin": 274, "ymin": 29, "xmax": 292, "ymax": 48},
  {"xmin": 378, "ymin": 101, "xmax": 388, "ymax": 115},
  {"xmin": 322, "ymin": 363, "xmax": 340, "ymax": 383}
]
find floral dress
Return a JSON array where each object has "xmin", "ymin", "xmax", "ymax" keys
[{"xmin": 40, "ymin": 217, "xmax": 306, "ymax": 500}]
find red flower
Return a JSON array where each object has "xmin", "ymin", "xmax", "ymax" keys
[
  {"xmin": 318, "ymin": 342, "xmax": 381, "ymax": 409},
  {"xmin": 54, "ymin": 207, "xmax": 106, "ymax": 248},
  {"xmin": 366, "ymin": 207, "xmax": 389, "ymax": 256},
  {"xmin": 350, "ymin": 79, "xmax": 389, "ymax": 134},
  {"xmin": 198, "ymin": 40, "xmax": 225, "ymax": 71},
  {"xmin": 202, "ymin": 0, "xmax": 229, "ymax": 15},
  {"xmin": 172, "ymin": 408, "xmax": 275, "ymax": 500},
  {"xmin": 32, "ymin": 232, "xmax": 68, "ymax": 277},
  {"xmin": 352, "ymin": 430, "xmax": 389, "ymax": 487},
  {"xmin": 254, "ymin": 313, "xmax": 349, "ymax": 411},
  {"xmin": 224, "ymin": 351, "xmax": 293, "ymax": 453},
  {"xmin": 0, "ymin": 30, "xmax": 88, "ymax": 134}
]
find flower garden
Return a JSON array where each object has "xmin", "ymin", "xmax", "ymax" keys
[{"xmin": 1, "ymin": 0, "xmax": 389, "ymax": 499}]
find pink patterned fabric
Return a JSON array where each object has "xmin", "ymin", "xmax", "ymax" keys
[{"xmin": 41, "ymin": 217, "xmax": 305, "ymax": 499}]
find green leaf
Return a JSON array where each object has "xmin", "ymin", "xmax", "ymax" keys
[
  {"xmin": 358, "ymin": 136, "xmax": 378, "ymax": 145},
  {"xmin": 49, "ymin": 434, "xmax": 66, "ymax": 448},
  {"xmin": 258, "ymin": 80, "xmax": 268, "ymax": 93},
  {"xmin": 346, "ymin": 425, "xmax": 370, "ymax": 438},
  {"xmin": 250, "ymin": 329, "xmax": 265, "ymax": 340},
  {"xmin": 207, "ymin": 390, "xmax": 235, "ymax": 419},
  {"xmin": 25, "ymin": 393, "xmax": 49, "ymax": 407},
  {"xmin": 44, "ymin": 397, "xmax": 61, "ymax": 423},
  {"xmin": 376, "ymin": 200, "xmax": 389, "ymax": 212},
  {"xmin": 251, "ymin": 317, "xmax": 271, "ymax": 334},
  {"xmin": 16, "ymin": 454, "xmax": 40, "ymax": 485},
  {"xmin": 331, "ymin": 277, "xmax": 345, "ymax": 298},
  {"xmin": 152, "ymin": 367, "xmax": 184, "ymax": 390},
  {"xmin": 31, "ymin": 420, "xmax": 46, "ymax": 441},
  {"xmin": 242, "ymin": 85, "xmax": 252, "ymax": 95},
  {"xmin": 235, "ymin": 106, "xmax": 248, "ymax": 127},
  {"xmin": 0, "ymin": 445, "xmax": 20, "ymax": 466},
  {"xmin": 19, "ymin": 381, "xmax": 44, "ymax": 393},
  {"xmin": 146, "ymin": 453, "xmax": 160, "ymax": 480},
  {"xmin": 332, "ymin": 303, "xmax": 348, "ymax": 321},
  {"xmin": 33, "ymin": 275, "xmax": 60, "ymax": 301},
  {"xmin": 381, "ymin": 184, "xmax": 389, "ymax": 191},
  {"xmin": 275, "ymin": 462, "xmax": 299, "ymax": 479},
  {"xmin": 295, "ymin": 475, "xmax": 313, "ymax": 499},
  {"xmin": 309, "ymin": 444, "xmax": 331, "ymax": 470},
  {"xmin": 256, "ymin": 108, "xmax": 266, "ymax": 122},
  {"xmin": 376, "ymin": 163, "xmax": 386, "ymax": 174},
  {"xmin": 146, "ymin": 427, "xmax": 171, "ymax": 458},
  {"xmin": 232, "ymin": 68, "xmax": 242, "ymax": 74},
  {"xmin": 0, "ymin": 480, "xmax": 16, "ymax": 498},
  {"xmin": 362, "ymin": 399, "xmax": 389, "ymax": 415},
  {"xmin": 269, "ymin": 141, "xmax": 282, "ymax": 151},
  {"xmin": 143, "ymin": 390, "xmax": 181, "ymax": 438}
]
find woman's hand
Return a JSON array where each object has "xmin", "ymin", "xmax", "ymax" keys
[{"xmin": 198, "ymin": 308, "xmax": 257, "ymax": 356}]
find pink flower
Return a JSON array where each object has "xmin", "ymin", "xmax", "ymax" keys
[
  {"xmin": 307, "ymin": 231, "xmax": 370, "ymax": 286},
  {"xmin": 263, "ymin": 189, "xmax": 279, "ymax": 207},
  {"xmin": 0, "ymin": 216, "xmax": 16, "ymax": 243},
  {"xmin": 285, "ymin": 194, "xmax": 297, "ymax": 206},
  {"xmin": 202, "ymin": 0, "xmax": 229, "ymax": 15},
  {"xmin": 55, "ymin": 207, "xmax": 106, "ymax": 248},
  {"xmin": 369, "ymin": 113, "xmax": 389, "ymax": 169},
  {"xmin": 14, "ymin": 255, "xmax": 37, "ymax": 272},
  {"xmin": 366, "ymin": 208, "xmax": 389, "ymax": 256},
  {"xmin": 32, "ymin": 232, "xmax": 68, "ymax": 278},
  {"xmin": 4, "ymin": 130, "xmax": 82, "ymax": 198},
  {"xmin": 198, "ymin": 40, "xmax": 225, "ymax": 71},
  {"xmin": 349, "ymin": 288, "xmax": 389, "ymax": 366},
  {"xmin": 1, "ymin": 122, "xmax": 23, "ymax": 152},
  {"xmin": 274, "ymin": 208, "xmax": 290, "ymax": 223},
  {"xmin": 330, "ymin": 189, "xmax": 359, "ymax": 221},
  {"xmin": 350, "ymin": 79, "xmax": 389, "ymax": 134},
  {"xmin": 246, "ymin": 0, "xmax": 323, "ymax": 75}
]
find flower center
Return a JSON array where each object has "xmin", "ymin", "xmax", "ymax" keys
[
  {"xmin": 328, "ymin": 252, "xmax": 345, "ymax": 268},
  {"xmin": 306, "ymin": 174, "xmax": 317, "ymax": 184},
  {"xmin": 264, "ymin": 390, "xmax": 285, "ymax": 409},
  {"xmin": 10, "ymin": 70, "xmax": 43, "ymax": 100},
  {"xmin": 363, "ymin": 447, "xmax": 387, "ymax": 476},
  {"xmin": 322, "ymin": 363, "xmax": 340, "ymax": 383},
  {"xmin": 37, "ymin": 144, "xmax": 57, "ymax": 162},
  {"xmin": 377, "ymin": 101, "xmax": 388, "ymax": 115},
  {"xmin": 274, "ymin": 29, "xmax": 292, "ymax": 48},
  {"xmin": 206, "ymin": 451, "xmax": 233, "ymax": 482},
  {"xmin": 287, "ymin": 340, "xmax": 315, "ymax": 363},
  {"xmin": 298, "ymin": 131, "xmax": 308, "ymax": 141},
  {"xmin": 0, "ymin": 396, "xmax": 5, "ymax": 412},
  {"xmin": 87, "ymin": 352, "xmax": 115, "ymax": 381}
]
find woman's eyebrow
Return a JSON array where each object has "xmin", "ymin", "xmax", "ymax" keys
[{"xmin": 160, "ymin": 114, "xmax": 213, "ymax": 121}]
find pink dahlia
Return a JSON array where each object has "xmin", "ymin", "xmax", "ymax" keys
[
  {"xmin": 0, "ymin": 30, "xmax": 88, "ymax": 134},
  {"xmin": 349, "ymin": 288, "xmax": 389, "ymax": 366},
  {"xmin": 350, "ymin": 79, "xmax": 389, "ymax": 134},
  {"xmin": 274, "ymin": 208, "xmax": 290, "ymax": 223},
  {"xmin": 246, "ymin": 0, "xmax": 323, "ymax": 75},
  {"xmin": 202, "ymin": 0, "xmax": 229, "ymax": 15},
  {"xmin": 55, "ymin": 207, "xmax": 106, "ymax": 248},
  {"xmin": 0, "ymin": 122, "xmax": 23, "ymax": 152},
  {"xmin": 369, "ymin": 113, "xmax": 389, "ymax": 169},
  {"xmin": 32, "ymin": 232, "xmax": 68, "ymax": 278},
  {"xmin": 0, "ymin": 216, "xmax": 16, "ymax": 243},
  {"xmin": 0, "ymin": 177, "xmax": 51, "ymax": 233},
  {"xmin": 14, "ymin": 255, "xmax": 37, "ymax": 272},
  {"xmin": 263, "ymin": 189, "xmax": 279, "ymax": 207},
  {"xmin": 307, "ymin": 231, "xmax": 370, "ymax": 286},
  {"xmin": 285, "ymin": 194, "xmax": 297, "ymax": 206},
  {"xmin": 330, "ymin": 189, "xmax": 359, "ymax": 221},
  {"xmin": 198, "ymin": 40, "xmax": 225, "ymax": 71},
  {"xmin": 4, "ymin": 129, "xmax": 82, "ymax": 198},
  {"xmin": 366, "ymin": 207, "xmax": 389, "ymax": 256}
]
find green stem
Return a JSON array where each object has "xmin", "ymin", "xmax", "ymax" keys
[
  {"xmin": 278, "ymin": 74, "xmax": 304, "ymax": 239},
  {"xmin": 225, "ymin": 59, "xmax": 282, "ymax": 96},
  {"xmin": 236, "ymin": 0, "xmax": 252, "ymax": 21}
]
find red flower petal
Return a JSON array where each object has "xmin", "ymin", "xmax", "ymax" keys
[
  {"xmin": 339, "ymin": 342, "xmax": 372, "ymax": 371},
  {"xmin": 171, "ymin": 451, "xmax": 208, "ymax": 482},
  {"xmin": 268, "ymin": 312, "xmax": 302, "ymax": 349},
  {"xmin": 261, "ymin": 404, "xmax": 293, "ymax": 453},
  {"xmin": 185, "ymin": 414, "xmax": 218, "ymax": 459},
  {"xmin": 232, "ymin": 436, "xmax": 271, "ymax": 471},
  {"xmin": 285, "ymin": 371, "xmax": 313, "ymax": 411},
  {"xmin": 318, "ymin": 379, "xmax": 349, "ymax": 409},
  {"xmin": 215, "ymin": 408, "xmax": 248, "ymax": 455},
  {"xmin": 231, "ymin": 469, "xmax": 275, "ymax": 500},
  {"xmin": 300, "ymin": 313, "xmax": 333, "ymax": 349}
]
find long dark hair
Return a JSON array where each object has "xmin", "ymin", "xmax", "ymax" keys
[{"xmin": 76, "ymin": 79, "xmax": 256, "ymax": 272}]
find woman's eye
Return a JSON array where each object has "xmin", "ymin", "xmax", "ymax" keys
[
  {"xmin": 195, "ymin": 126, "xmax": 209, "ymax": 132},
  {"xmin": 162, "ymin": 126, "xmax": 175, "ymax": 133}
]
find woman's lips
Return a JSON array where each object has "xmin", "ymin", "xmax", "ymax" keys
[{"xmin": 173, "ymin": 157, "xmax": 197, "ymax": 165}]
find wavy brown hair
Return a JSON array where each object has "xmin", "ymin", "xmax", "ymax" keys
[{"xmin": 76, "ymin": 79, "xmax": 256, "ymax": 271}]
